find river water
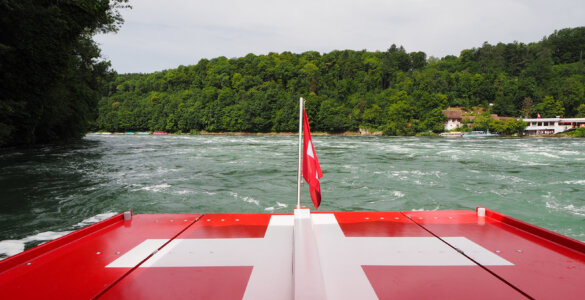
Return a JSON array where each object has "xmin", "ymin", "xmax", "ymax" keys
[{"xmin": 1, "ymin": 134, "xmax": 585, "ymax": 259}]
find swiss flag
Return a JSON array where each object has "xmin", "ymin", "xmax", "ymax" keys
[{"xmin": 302, "ymin": 110, "xmax": 323, "ymax": 209}]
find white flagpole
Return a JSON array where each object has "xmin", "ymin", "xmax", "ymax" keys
[{"xmin": 296, "ymin": 97, "xmax": 304, "ymax": 209}]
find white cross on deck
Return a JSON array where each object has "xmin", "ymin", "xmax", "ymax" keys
[
  {"xmin": 107, "ymin": 214, "xmax": 512, "ymax": 300},
  {"xmin": 310, "ymin": 214, "xmax": 512, "ymax": 299}
]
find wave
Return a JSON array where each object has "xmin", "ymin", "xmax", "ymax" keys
[
  {"xmin": 264, "ymin": 202, "xmax": 288, "ymax": 211},
  {"xmin": 392, "ymin": 191, "xmax": 405, "ymax": 198},
  {"xmin": 546, "ymin": 201, "xmax": 585, "ymax": 217},
  {"xmin": 172, "ymin": 189, "xmax": 192, "ymax": 195},
  {"xmin": 75, "ymin": 212, "xmax": 118, "ymax": 228},
  {"xmin": 0, "ymin": 231, "xmax": 73, "ymax": 259},
  {"xmin": 562, "ymin": 180, "xmax": 585, "ymax": 185},
  {"xmin": 0, "ymin": 212, "xmax": 119, "ymax": 260},
  {"xmin": 489, "ymin": 174, "xmax": 529, "ymax": 184},
  {"xmin": 229, "ymin": 192, "xmax": 260, "ymax": 206},
  {"xmin": 131, "ymin": 183, "xmax": 171, "ymax": 192}
]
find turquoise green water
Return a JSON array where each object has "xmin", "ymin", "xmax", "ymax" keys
[{"xmin": 1, "ymin": 135, "xmax": 585, "ymax": 258}]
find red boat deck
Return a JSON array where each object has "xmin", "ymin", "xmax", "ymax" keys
[{"xmin": 1, "ymin": 208, "xmax": 584, "ymax": 299}]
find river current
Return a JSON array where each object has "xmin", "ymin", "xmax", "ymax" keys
[{"xmin": 1, "ymin": 134, "xmax": 585, "ymax": 259}]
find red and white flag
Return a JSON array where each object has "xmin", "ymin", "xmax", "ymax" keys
[
  {"xmin": 537, "ymin": 112, "xmax": 541, "ymax": 119},
  {"xmin": 302, "ymin": 110, "xmax": 323, "ymax": 209}
]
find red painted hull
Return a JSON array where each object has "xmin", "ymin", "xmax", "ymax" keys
[{"xmin": 1, "ymin": 208, "xmax": 584, "ymax": 299}]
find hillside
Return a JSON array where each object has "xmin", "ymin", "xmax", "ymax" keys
[{"xmin": 95, "ymin": 27, "xmax": 585, "ymax": 135}]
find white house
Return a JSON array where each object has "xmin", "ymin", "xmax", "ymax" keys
[
  {"xmin": 524, "ymin": 117, "xmax": 585, "ymax": 135},
  {"xmin": 442, "ymin": 109, "xmax": 463, "ymax": 131}
]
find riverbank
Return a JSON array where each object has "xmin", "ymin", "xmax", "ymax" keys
[
  {"xmin": 91, "ymin": 131, "xmax": 585, "ymax": 138},
  {"xmin": 92, "ymin": 131, "xmax": 366, "ymax": 136}
]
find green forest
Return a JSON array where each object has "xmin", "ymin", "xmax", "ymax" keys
[
  {"xmin": 0, "ymin": 0, "xmax": 128, "ymax": 147},
  {"xmin": 95, "ymin": 27, "xmax": 585, "ymax": 136},
  {"xmin": 2, "ymin": 0, "xmax": 585, "ymax": 147}
]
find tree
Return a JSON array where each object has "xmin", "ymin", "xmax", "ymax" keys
[
  {"xmin": 300, "ymin": 62, "xmax": 320, "ymax": 94},
  {"xmin": 538, "ymin": 96, "xmax": 565, "ymax": 118},
  {"xmin": 506, "ymin": 119, "xmax": 527, "ymax": 136},
  {"xmin": 520, "ymin": 97, "xmax": 534, "ymax": 118},
  {"xmin": 577, "ymin": 104, "xmax": 585, "ymax": 117},
  {"xmin": 318, "ymin": 99, "xmax": 352, "ymax": 133},
  {"xmin": 0, "ymin": 0, "xmax": 129, "ymax": 146},
  {"xmin": 361, "ymin": 104, "xmax": 385, "ymax": 130},
  {"xmin": 546, "ymin": 27, "xmax": 585, "ymax": 64},
  {"xmin": 384, "ymin": 101, "xmax": 416, "ymax": 135},
  {"xmin": 558, "ymin": 75, "xmax": 585, "ymax": 116},
  {"xmin": 419, "ymin": 108, "xmax": 447, "ymax": 133},
  {"xmin": 470, "ymin": 112, "xmax": 492, "ymax": 131},
  {"xmin": 410, "ymin": 52, "xmax": 427, "ymax": 70}
]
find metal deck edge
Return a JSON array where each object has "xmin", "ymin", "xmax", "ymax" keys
[
  {"xmin": 482, "ymin": 207, "xmax": 585, "ymax": 255},
  {"xmin": 0, "ymin": 212, "xmax": 127, "ymax": 273}
]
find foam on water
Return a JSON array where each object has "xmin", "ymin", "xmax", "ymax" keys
[
  {"xmin": 132, "ymin": 183, "xmax": 171, "ymax": 192},
  {"xmin": 0, "ymin": 211, "xmax": 118, "ymax": 260},
  {"xmin": 490, "ymin": 174, "xmax": 529, "ymax": 184},
  {"xmin": 264, "ymin": 204, "xmax": 289, "ymax": 211},
  {"xmin": 75, "ymin": 212, "xmax": 118, "ymax": 228},
  {"xmin": 562, "ymin": 180, "xmax": 585, "ymax": 185},
  {"xmin": 0, "ymin": 231, "xmax": 73, "ymax": 259},
  {"xmin": 230, "ymin": 192, "xmax": 260, "ymax": 206},
  {"xmin": 392, "ymin": 191, "xmax": 405, "ymax": 198},
  {"xmin": 558, "ymin": 150, "xmax": 580, "ymax": 155},
  {"xmin": 173, "ymin": 189, "xmax": 192, "ymax": 195},
  {"xmin": 546, "ymin": 201, "xmax": 585, "ymax": 217},
  {"xmin": 534, "ymin": 151, "xmax": 561, "ymax": 159}
]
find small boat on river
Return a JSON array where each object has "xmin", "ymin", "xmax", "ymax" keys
[
  {"xmin": 439, "ymin": 131, "xmax": 464, "ymax": 137},
  {"xmin": 462, "ymin": 130, "xmax": 499, "ymax": 137}
]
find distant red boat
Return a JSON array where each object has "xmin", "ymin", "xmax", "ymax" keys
[
  {"xmin": 1, "ymin": 207, "xmax": 584, "ymax": 299},
  {"xmin": 152, "ymin": 131, "xmax": 168, "ymax": 135}
]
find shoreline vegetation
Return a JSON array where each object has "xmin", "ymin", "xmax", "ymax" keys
[
  {"xmin": 90, "ymin": 130, "xmax": 584, "ymax": 138},
  {"xmin": 1, "ymin": 0, "xmax": 129, "ymax": 147},
  {"xmin": 93, "ymin": 131, "xmax": 362, "ymax": 136},
  {"xmin": 2, "ymin": 6, "xmax": 585, "ymax": 148},
  {"xmin": 94, "ymin": 27, "xmax": 585, "ymax": 140}
]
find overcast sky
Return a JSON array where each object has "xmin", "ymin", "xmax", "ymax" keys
[{"xmin": 94, "ymin": 0, "xmax": 585, "ymax": 74}]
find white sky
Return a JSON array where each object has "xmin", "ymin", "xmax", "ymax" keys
[{"xmin": 94, "ymin": 0, "xmax": 585, "ymax": 74}]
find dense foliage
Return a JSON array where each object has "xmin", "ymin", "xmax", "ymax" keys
[
  {"xmin": 96, "ymin": 27, "xmax": 585, "ymax": 135},
  {"xmin": 461, "ymin": 112, "xmax": 527, "ymax": 136},
  {"xmin": 0, "ymin": 0, "xmax": 128, "ymax": 147},
  {"xmin": 566, "ymin": 127, "xmax": 585, "ymax": 137}
]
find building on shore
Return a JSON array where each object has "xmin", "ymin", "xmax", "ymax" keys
[
  {"xmin": 523, "ymin": 117, "xmax": 585, "ymax": 135},
  {"xmin": 441, "ymin": 109, "xmax": 585, "ymax": 135},
  {"xmin": 443, "ymin": 109, "xmax": 463, "ymax": 131},
  {"xmin": 442, "ymin": 109, "xmax": 518, "ymax": 131}
]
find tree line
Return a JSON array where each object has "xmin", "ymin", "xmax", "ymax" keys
[
  {"xmin": 3, "ymin": 15, "xmax": 584, "ymax": 146},
  {"xmin": 95, "ymin": 27, "xmax": 585, "ymax": 136}
]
